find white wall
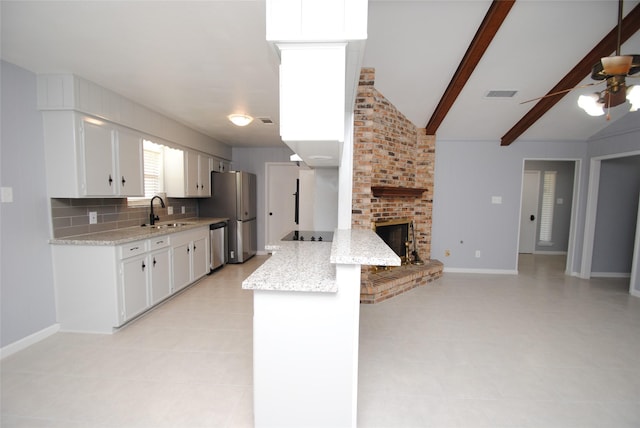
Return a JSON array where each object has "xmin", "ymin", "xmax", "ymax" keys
[
  {"xmin": 1, "ymin": 61, "xmax": 57, "ymax": 347},
  {"xmin": 432, "ymin": 139, "xmax": 588, "ymax": 273}
]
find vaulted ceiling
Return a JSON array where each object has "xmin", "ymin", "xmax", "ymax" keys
[{"xmin": 2, "ymin": 1, "xmax": 639, "ymax": 149}]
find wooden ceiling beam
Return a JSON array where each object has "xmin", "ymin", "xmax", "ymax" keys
[
  {"xmin": 501, "ymin": 2, "xmax": 640, "ymax": 146},
  {"xmin": 425, "ymin": 0, "xmax": 515, "ymax": 135}
]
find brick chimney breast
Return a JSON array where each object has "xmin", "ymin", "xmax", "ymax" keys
[{"xmin": 352, "ymin": 68, "xmax": 442, "ymax": 303}]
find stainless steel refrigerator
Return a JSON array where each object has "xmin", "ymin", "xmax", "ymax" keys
[{"xmin": 198, "ymin": 171, "xmax": 257, "ymax": 263}]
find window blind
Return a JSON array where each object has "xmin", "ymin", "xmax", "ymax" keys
[
  {"xmin": 143, "ymin": 140, "xmax": 163, "ymax": 198},
  {"xmin": 539, "ymin": 171, "xmax": 556, "ymax": 242}
]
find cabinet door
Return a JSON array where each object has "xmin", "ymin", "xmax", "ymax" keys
[
  {"xmin": 82, "ymin": 119, "xmax": 116, "ymax": 196},
  {"xmin": 121, "ymin": 255, "xmax": 149, "ymax": 322},
  {"xmin": 149, "ymin": 248, "xmax": 171, "ymax": 305},
  {"xmin": 192, "ymin": 235, "xmax": 209, "ymax": 280},
  {"xmin": 172, "ymin": 242, "xmax": 191, "ymax": 292},
  {"xmin": 186, "ymin": 151, "xmax": 200, "ymax": 197},
  {"xmin": 116, "ymin": 129, "xmax": 144, "ymax": 196},
  {"xmin": 199, "ymin": 155, "xmax": 212, "ymax": 197}
]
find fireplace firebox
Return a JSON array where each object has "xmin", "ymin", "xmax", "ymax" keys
[{"xmin": 374, "ymin": 218, "xmax": 411, "ymax": 263}]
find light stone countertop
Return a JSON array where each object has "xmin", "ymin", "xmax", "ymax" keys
[
  {"xmin": 49, "ymin": 217, "xmax": 228, "ymax": 246},
  {"xmin": 242, "ymin": 228, "xmax": 400, "ymax": 293}
]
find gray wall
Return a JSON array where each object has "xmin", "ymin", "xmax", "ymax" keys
[
  {"xmin": 591, "ymin": 155, "xmax": 640, "ymax": 274},
  {"xmin": 1, "ymin": 61, "xmax": 57, "ymax": 347},
  {"xmin": 432, "ymin": 140, "xmax": 588, "ymax": 272},
  {"xmin": 524, "ymin": 160, "xmax": 575, "ymax": 253}
]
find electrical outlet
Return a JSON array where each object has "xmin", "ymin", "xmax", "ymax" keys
[
  {"xmin": 445, "ymin": 249, "xmax": 451, "ymax": 257},
  {"xmin": 89, "ymin": 211, "xmax": 98, "ymax": 224},
  {"xmin": 181, "ymin": 206, "xmax": 186, "ymax": 214},
  {"xmin": 475, "ymin": 250, "xmax": 481, "ymax": 258},
  {"xmin": 167, "ymin": 206, "xmax": 174, "ymax": 215}
]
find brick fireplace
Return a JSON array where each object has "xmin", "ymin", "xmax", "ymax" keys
[{"xmin": 352, "ymin": 67, "xmax": 443, "ymax": 303}]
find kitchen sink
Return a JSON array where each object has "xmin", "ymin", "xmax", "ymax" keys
[{"xmin": 142, "ymin": 222, "xmax": 192, "ymax": 229}]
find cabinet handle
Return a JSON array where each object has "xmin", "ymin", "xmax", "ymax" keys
[
  {"xmin": 121, "ymin": 176, "xmax": 126, "ymax": 186},
  {"xmin": 193, "ymin": 244, "xmax": 197, "ymax": 251},
  {"xmin": 108, "ymin": 174, "xmax": 113, "ymax": 186},
  {"xmin": 153, "ymin": 257, "xmax": 157, "ymax": 267},
  {"xmin": 141, "ymin": 261, "xmax": 146, "ymax": 271},
  {"xmin": 130, "ymin": 246, "xmax": 139, "ymax": 251},
  {"xmin": 156, "ymin": 240, "xmax": 164, "ymax": 245},
  {"xmin": 187, "ymin": 247, "xmax": 190, "ymax": 253}
]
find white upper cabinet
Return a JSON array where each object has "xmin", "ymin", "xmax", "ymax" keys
[
  {"xmin": 164, "ymin": 148, "xmax": 212, "ymax": 198},
  {"xmin": 42, "ymin": 111, "xmax": 144, "ymax": 198},
  {"xmin": 116, "ymin": 128, "xmax": 145, "ymax": 197},
  {"xmin": 213, "ymin": 158, "xmax": 232, "ymax": 173}
]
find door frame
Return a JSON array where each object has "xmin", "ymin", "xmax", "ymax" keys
[{"xmin": 517, "ymin": 158, "xmax": 581, "ymax": 276}]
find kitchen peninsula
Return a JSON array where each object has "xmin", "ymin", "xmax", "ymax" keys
[{"xmin": 243, "ymin": 229, "xmax": 399, "ymax": 427}]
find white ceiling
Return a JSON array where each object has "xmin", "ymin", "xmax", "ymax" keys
[{"xmin": 2, "ymin": 0, "xmax": 639, "ymax": 149}]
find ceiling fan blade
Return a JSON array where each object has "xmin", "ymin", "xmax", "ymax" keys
[{"xmin": 519, "ymin": 82, "xmax": 603, "ymax": 105}]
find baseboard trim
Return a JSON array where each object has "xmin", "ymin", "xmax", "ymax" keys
[
  {"xmin": 0, "ymin": 323, "xmax": 60, "ymax": 360},
  {"xmin": 591, "ymin": 272, "xmax": 631, "ymax": 278},
  {"xmin": 443, "ymin": 268, "xmax": 518, "ymax": 275},
  {"xmin": 533, "ymin": 251, "xmax": 567, "ymax": 255}
]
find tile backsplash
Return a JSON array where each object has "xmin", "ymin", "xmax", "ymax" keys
[{"xmin": 51, "ymin": 198, "xmax": 198, "ymax": 238}]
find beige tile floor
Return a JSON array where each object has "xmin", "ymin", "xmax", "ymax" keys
[{"xmin": 2, "ymin": 254, "xmax": 639, "ymax": 427}]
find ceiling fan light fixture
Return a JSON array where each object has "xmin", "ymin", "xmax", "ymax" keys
[
  {"xmin": 627, "ymin": 85, "xmax": 640, "ymax": 112},
  {"xmin": 601, "ymin": 55, "xmax": 633, "ymax": 76},
  {"xmin": 228, "ymin": 114, "xmax": 253, "ymax": 127},
  {"xmin": 577, "ymin": 93, "xmax": 605, "ymax": 116}
]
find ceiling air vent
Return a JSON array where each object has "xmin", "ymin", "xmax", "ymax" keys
[
  {"xmin": 257, "ymin": 117, "xmax": 274, "ymax": 125},
  {"xmin": 484, "ymin": 90, "xmax": 518, "ymax": 99}
]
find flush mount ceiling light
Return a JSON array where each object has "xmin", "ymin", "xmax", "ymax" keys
[{"xmin": 227, "ymin": 114, "xmax": 253, "ymax": 127}]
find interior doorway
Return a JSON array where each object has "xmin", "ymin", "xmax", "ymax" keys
[
  {"xmin": 518, "ymin": 159, "xmax": 579, "ymax": 275},
  {"xmin": 581, "ymin": 152, "xmax": 640, "ymax": 297}
]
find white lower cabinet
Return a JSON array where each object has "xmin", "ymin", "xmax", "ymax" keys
[
  {"xmin": 120, "ymin": 252, "xmax": 149, "ymax": 322},
  {"xmin": 171, "ymin": 228, "xmax": 210, "ymax": 293},
  {"xmin": 150, "ymin": 247, "xmax": 172, "ymax": 305},
  {"xmin": 52, "ymin": 226, "xmax": 210, "ymax": 333}
]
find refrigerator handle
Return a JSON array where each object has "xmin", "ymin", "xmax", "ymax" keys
[{"xmin": 294, "ymin": 178, "xmax": 299, "ymax": 225}]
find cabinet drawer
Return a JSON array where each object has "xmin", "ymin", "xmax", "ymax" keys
[
  {"xmin": 149, "ymin": 235, "xmax": 170, "ymax": 250},
  {"xmin": 118, "ymin": 240, "xmax": 147, "ymax": 259}
]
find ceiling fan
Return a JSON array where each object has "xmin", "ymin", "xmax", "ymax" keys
[{"xmin": 523, "ymin": 0, "xmax": 640, "ymax": 118}]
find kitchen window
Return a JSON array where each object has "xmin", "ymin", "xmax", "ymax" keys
[{"xmin": 128, "ymin": 140, "xmax": 164, "ymax": 205}]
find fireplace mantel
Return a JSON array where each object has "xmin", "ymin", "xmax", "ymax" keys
[{"xmin": 371, "ymin": 186, "xmax": 428, "ymax": 198}]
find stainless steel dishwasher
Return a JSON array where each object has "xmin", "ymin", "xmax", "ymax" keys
[{"xmin": 209, "ymin": 221, "xmax": 228, "ymax": 272}]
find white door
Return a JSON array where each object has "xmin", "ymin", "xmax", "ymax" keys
[
  {"xmin": 519, "ymin": 171, "xmax": 540, "ymax": 253},
  {"xmin": 266, "ymin": 163, "xmax": 299, "ymax": 245}
]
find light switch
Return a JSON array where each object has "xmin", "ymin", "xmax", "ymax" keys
[
  {"xmin": 556, "ymin": 198, "xmax": 564, "ymax": 205},
  {"xmin": 1, "ymin": 187, "xmax": 13, "ymax": 203},
  {"xmin": 491, "ymin": 196, "xmax": 502, "ymax": 204},
  {"xmin": 167, "ymin": 206, "xmax": 174, "ymax": 215}
]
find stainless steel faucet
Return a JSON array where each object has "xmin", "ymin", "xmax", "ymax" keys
[{"xmin": 149, "ymin": 195, "xmax": 166, "ymax": 225}]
